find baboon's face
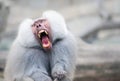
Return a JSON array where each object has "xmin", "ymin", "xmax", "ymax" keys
[{"xmin": 32, "ymin": 19, "xmax": 52, "ymax": 50}]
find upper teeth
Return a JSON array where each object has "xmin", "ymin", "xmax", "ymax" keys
[
  {"xmin": 39, "ymin": 30, "xmax": 44, "ymax": 34},
  {"xmin": 38, "ymin": 34, "xmax": 40, "ymax": 38},
  {"xmin": 38, "ymin": 30, "xmax": 48, "ymax": 38},
  {"xmin": 45, "ymin": 31, "xmax": 48, "ymax": 35}
]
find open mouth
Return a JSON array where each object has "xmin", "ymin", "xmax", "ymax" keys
[{"xmin": 38, "ymin": 30, "xmax": 51, "ymax": 49}]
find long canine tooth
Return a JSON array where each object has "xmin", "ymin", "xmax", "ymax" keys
[
  {"xmin": 45, "ymin": 31, "xmax": 48, "ymax": 34},
  {"xmin": 38, "ymin": 34, "xmax": 41, "ymax": 38}
]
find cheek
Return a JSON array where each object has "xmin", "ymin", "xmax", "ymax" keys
[{"xmin": 32, "ymin": 27, "xmax": 37, "ymax": 34}]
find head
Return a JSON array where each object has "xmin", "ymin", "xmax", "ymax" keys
[
  {"xmin": 31, "ymin": 19, "xmax": 52, "ymax": 50},
  {"xmin": 31, "ymin": 10, "xmax": 68, "ymax": 50}
]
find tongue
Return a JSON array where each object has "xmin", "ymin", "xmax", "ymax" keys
[{"xmin": 41, "ymin": 36, "xmax": 50, "ymax": 47}]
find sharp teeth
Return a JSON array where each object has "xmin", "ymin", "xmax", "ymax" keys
[
  {"xmin": 38, "ymin": 34, "xmax": 40, "ymax": 38},
  {"xmin": 39, "ymin": 30, "xmax": 44, "ymax": 34},
  {"xmin": 38, "ymin": 30, "xmax": 44, "ymax": 38},
  {"xmin": 38, "ymin": 30, "xmax": 48, "ymax": 38},
  {"xmin": 45, "ymin": 31, "xmax": 48, "ymax": 35}
]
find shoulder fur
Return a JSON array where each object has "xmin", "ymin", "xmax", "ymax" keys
[
  {"xmin": 16, "ymin": 19, "xmax": 40, "ymax": 47},
  {"xmin": 42, "ymin": 10, "xmax": 68, "ymax": 41}
]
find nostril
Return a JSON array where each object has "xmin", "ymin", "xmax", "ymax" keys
[
  {"xmin": 36, "ymin": 26, "xmax": 39, "ymax": 28},
  {"xmin": 36, "ymin": 24, "xmax": 41, "ymax": 28},
  {"xmin": 39, "ymin": 24, "xmax": 41, "ymax": 27}
]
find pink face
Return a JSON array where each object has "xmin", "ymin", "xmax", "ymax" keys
[{"xmin": 32, "ymin": 19, "xmax": 52, "ymax": 50}]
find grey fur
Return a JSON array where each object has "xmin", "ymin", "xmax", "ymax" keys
[{"xmin": 4, "ymin": 10, "xmax": 77, "ymax": 81}]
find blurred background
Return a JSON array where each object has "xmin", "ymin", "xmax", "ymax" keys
[{"xmin": 0, "ymin": 0, "xmax": 120, "ymax": 81}]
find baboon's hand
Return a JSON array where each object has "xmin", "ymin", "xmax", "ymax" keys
[{"xmin": 52, "ymin": 66, "xmax": 67, "ymax": 80}]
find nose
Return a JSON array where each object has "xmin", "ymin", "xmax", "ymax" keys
[
  {"xmin": 36, "ymin": 23, "xmax": 47, "ymax": 30},
  {"xmin": 36, "ymin": 24, "xmax": 41, "ymax": 28}
]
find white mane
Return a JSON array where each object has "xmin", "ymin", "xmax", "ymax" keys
[
  {"xmin": 16, "ymin": 19, "xmax": 40, "ymax": 47},
  {"xmin": 16, "ymin": 10, "xmax": 68, "ymax": 47},
  {"xmin": 42, "ymin": 10, "xmax": 68, "ymax": 41}
]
